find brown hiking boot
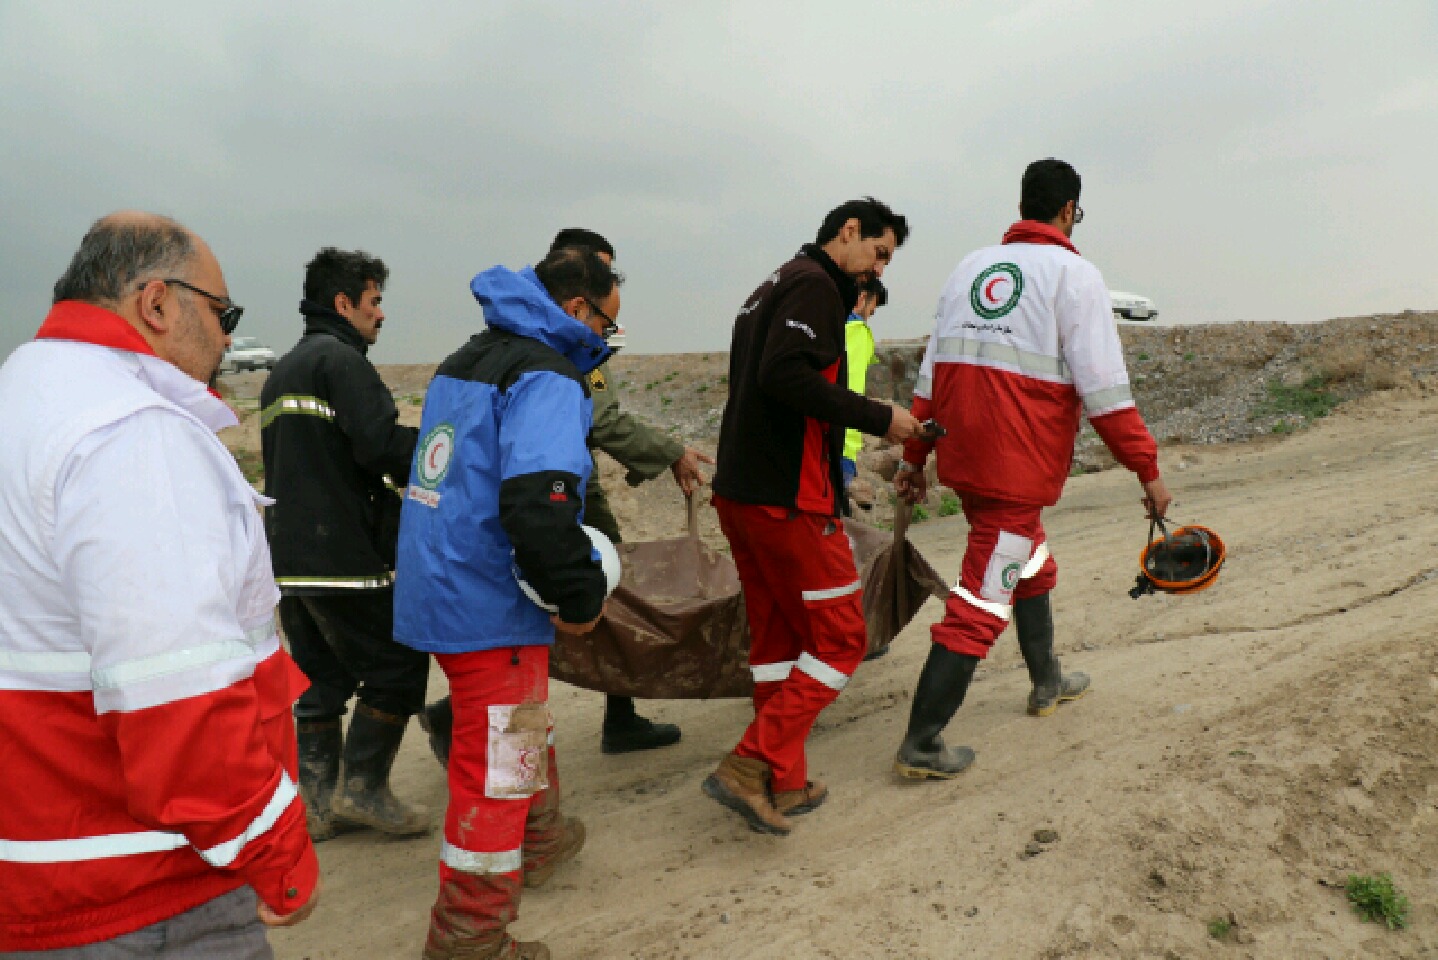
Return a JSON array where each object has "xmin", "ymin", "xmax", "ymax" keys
[
  {"xmin": 772, "ymin": 779, "xmax": 828, "ymax": 817},
  {"xmin": 701, "ymin": 753, "xmax": 792, "ymax": 835},
  {"xmin": 524, "ymin": 816, "xmax": 586, "ymax": 889}
]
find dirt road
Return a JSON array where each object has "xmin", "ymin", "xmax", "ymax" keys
[{"xmin": 272, "ymin": 382, "xmax": 1438, "ymax": 959}]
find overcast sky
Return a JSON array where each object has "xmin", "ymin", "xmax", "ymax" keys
[{"xmin": 2, "ymin": 1, "xmax": 1436, "ymax": 364}]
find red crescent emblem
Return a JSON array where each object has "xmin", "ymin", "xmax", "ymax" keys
[
  {"xmin": 428, "ymin": 441, "xmax": 444, "ymax": 470},
  {"xmin": 984, "ymin": 276, "xmax": 1007, "ymax": 303}
]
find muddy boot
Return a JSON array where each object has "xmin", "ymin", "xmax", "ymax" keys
[
  {"xmin": 1015, "ymin": 593, "xmax": 1090, "ymax": 717},
  {"xmin": 601, "ymin": 696, "xmax": 681, "ymax": 754},
  {"xmin": 702, "ymin": 753, "xmax": 792, "ymax": 835},
  {"xmin": 330, "ymin": 704, "xmax": 431, "ymax": 836},
  {"xmin": 418, "ymin": 697, "xmax": 454, "ymax": 769},
  {"xmin": 423, "ymin": 872, "xmax": 550, "ymax": 960},
  {"xmin": 772, "ymin": 779, "xmax": 828, "ymax": 817},
  {"xmin": 523, "ymin": 817, "xmax": 586, "ymax": 889},
  {"xmin": 894, "ymin": 643, "xmax": 979, "ymax": 780},
  {"xmin": 296, "ymin": 719, "xmax": 360, "ymax": 842}
]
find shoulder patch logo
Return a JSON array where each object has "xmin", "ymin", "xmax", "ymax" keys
[
  {"xmin": 588, "ymin": 369, "xmax": 608, "ymax": 392},
  {"xmin": 415, "ymin": 423, "xmax": 455, "ymax": 490},
  {"xmin": 785, "ymin": 318, "xmax": 817, "ymax": 339},
  {"xmin": 970, "ymin": 262, "xmax": 1025, "ymax": 320}
]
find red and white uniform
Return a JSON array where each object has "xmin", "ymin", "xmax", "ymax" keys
[
  {"xmin": 0, "ymin": 303, "xmax": 318, "ymax": 952},
  {"xmin": 904, "ymin": 222, "xmax": 1159, "ymax": 657}
]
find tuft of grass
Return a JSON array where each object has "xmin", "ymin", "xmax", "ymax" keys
[
  {"xmin": 1137, "ymin": 352, "xmax": 1150, "ymax": 361},
  {"xmin": 1272, "ymin": 422, "xmax": 1295, "ymax": 435},
  {"xmin": 718, "ymin": 375, "xmax": 728, "ymax": 385},
  {"xmin": 911, "ymin": 504, "xmax": 930, "ymax": 523},
  {"xmin": 645, "ymin": 381, "xmax": 656, "ymax": 391},
  {"xmin": 1254, "ymin": 376, "xmax": 1340, "ymax": 422},
  {"xmin": 938, "ymin": 492, "xmax": 961, "ymax": 517},
  {"xmin": 1183, "ymin": 352, "xmax": 1196, "ymax": 362},
  {"xmin": 661, "ymin": 396, "xmax": 672, "ymax": 406},
  {"xmin": 1346, "ymin": 873, "xmax": 1409, "ymax": 930},
  {"xmin": 1207, "ymin": 917, "xmax": 1232, "ymax": 940},
  {"xmin": 696, "ymin": 384, "xmax": 708, "ymax": 393}
]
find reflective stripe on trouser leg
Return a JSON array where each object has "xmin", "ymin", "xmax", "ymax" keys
[{"xmin": 933, "ymin": 496, "xmax": 1049, "ymax": 659}]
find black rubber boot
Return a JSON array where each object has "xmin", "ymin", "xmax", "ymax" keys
[
  {"xmin": 296, "ymin": 719, "xmax": 359, "ymax": 842},
  {"xmin": 894, "ymin": 644, "xmax": 980, "ymax": 780},
  {"xmin": 1014, "ymin": 593, "xmax": 1090, "ymax": 717},
  {"xmin": 417, "ymin": 697, "xmax": 453, "ymax": 769},
  {"xmin": 331, "ymin": 704, "xmax": 431, "ymax": 836},
  {"xmin": 601, "ymin": 695, "xmax": 681, "ymax": 754}
]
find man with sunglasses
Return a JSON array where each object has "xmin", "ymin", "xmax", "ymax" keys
[
  {"xmin": 394, "ymin": 246, "xmax": 620, "ymax": 960},
  {"xmin": 260, "ymin": 248, "xmax": 431, "ymax": 843},
  {"xmin": 891, "ymin": 158, "xmax": 1172, "ymax": 780},
  {"xmin": 0, "ymin": 212, "xmax": 319, "ymax": 956}
]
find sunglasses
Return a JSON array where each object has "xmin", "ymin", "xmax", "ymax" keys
[
  {"xmin": 585, "ymin": 299, "xmax": 620, "ymax": 341},
  {"xmin": 139, "ymin": 278, "xmax": 244, "ymax": 334}
]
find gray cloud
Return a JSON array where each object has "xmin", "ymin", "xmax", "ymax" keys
[{"xmin": 2, "ymin": 1, "xmax": 1436, "ymax": 365}]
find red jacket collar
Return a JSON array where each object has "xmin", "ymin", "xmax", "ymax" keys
[
  {"xmin": 35, "ymin": 301, "xmax": 158, "ymax": 356},
  {"xmin": 35, "ymin": 300, "xmax": 233, "ymax": 410},
  {"xmin": 1001, "ymin": 220, "xmax": 1080, "ymax": 255}
]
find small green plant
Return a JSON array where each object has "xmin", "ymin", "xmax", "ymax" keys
[
  {"xmin": 1254, "ymin": 376, "xmax": 1340, "ymax": 422},
  {"xmin": 938, "ymin": 492, "xmax": 961, "ymax": 517},
  {"xmin": 645, "ymin": 381, "xmax": 656, "ymax": 391},
  {"xmin": 1137, "ymin": 352, "xmax": 1150, "ymax": 361},
  {"xmin": 664, "ymin": 372, "xmax": 677, "ymax": 382},
  {"xmin": 911, "ymin": 504, "xmax": 930, "ymax": 523},
  {"xmin": 1346, "ymin": 873, "xmax": 1409, "ymax": 930},
  {"xmin": 719, "ymin": 375, "xmax": 728, "ymax": 385},
  {"xmin": 661, "ymin": 396, "xmax": 672, "ymax": 406},
  {"xmin": 1207, "ymin": 917, "xmax": 1232, "ymax": 940},
  {"xmin": 696, "ymin": 384, "xmax": 708, "ymax": 393},
  {"xmin": 1272, "ymin": 422, "xmax": 1294, "ymax": 435},
  {"xmin": 618, "ymin": 379, "xmax": 630, "ymax": 389},
  {"xmin": 1183, "ymin": 352, "xmax": 1195, "ymax": 362}
]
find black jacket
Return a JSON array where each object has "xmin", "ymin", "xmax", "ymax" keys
[
  {"xmin": 260, "ymin": 303, "xmax": 419, "ymax": 592},
  {"xmin": 712, "ymin": 245, "xmax": 893, "ymax": 517}
]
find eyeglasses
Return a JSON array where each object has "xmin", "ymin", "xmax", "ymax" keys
[
  {"xmin": 139, "ymin": 278, "xmax": 244, "ymax": 334},
  {"xmin": 1073, "ymin": 202, "xmax": 1085, "ymax": 224},
  {"xmin": 585, "ymin": 299, "xmax": 619, "ymax": 341}
]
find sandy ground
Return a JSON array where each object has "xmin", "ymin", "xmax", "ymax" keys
[{"xmin": 270, "ymin": 382, "xmax": 1438, "ymax": 960}]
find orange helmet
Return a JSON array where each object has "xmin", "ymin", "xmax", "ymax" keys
[{"xmin": 1129, "ymin": 520, "xmax": 1225, "ymax": 598}]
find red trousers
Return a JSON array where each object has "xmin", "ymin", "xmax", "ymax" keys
[
  {"xmin": 931, "ymin": 494, "xmax": 1058, "ymax": 658},
  {"xmin": 427, "ymin": 646, "xmax": 564, "ymax": 943},
  {"xmin": 714, "ymin": 496, "xmax": 869, "ymax": 793}
]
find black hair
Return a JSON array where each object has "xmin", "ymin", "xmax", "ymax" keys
[
  {"xmin": 550, "ymin": 228, "xmax": 615, "ymax": 259},
  {"xmin": 534, "ymin": 247, "xmax": 622, "ymax": 306},
  {"xmin": 303, "ymin": 248, "xmax": 389, "ymax": 310},
  {"xmin": 815, "ymin": 197, "xmax": 909, "ymax": 247},
  {"xmin": 53, "ymin": 215, "xmax": 195, "ymax": 305},
  {"xmin": 860, "ymin": 277, "xmax": 889, "ymax": 308},
  {"xmin": 1019, "ymin": 158, "xmax": 1082, "ymax": 222}
]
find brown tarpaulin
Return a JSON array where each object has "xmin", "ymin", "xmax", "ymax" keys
[{"xmin": 549, "ymin": 502, "xmax": 948, "ymax": 699}]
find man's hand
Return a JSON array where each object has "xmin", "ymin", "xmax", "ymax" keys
[
  {"xmin": 259, "ymin": 875, "xmax": 321, "ymax": 927},
  {"xmin": 551, "ymin": 607, "xmax": 604, "ymax": 636},
  {"xmin": 670, "ymin": 446, "xmax": 715, "ymax": 496},
  {"xmin": 884, "ymin": 405, "xmax": 925, "ymax": 444},
  {"xmin": 894, "ymin": 463, "xmax": 928, "ymax": 505},
  {"xmin": 1141, "ymin": 477, "xmax": 1172, "ymax": 520}
]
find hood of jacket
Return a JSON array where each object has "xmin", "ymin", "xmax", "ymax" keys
[
  {"xmin": 299, "ymin": 300, "xmax": 370, "ymax": 355},
  {"xmin": 470, "ymin": 266, "xmax": 611, "ymax": 375}
]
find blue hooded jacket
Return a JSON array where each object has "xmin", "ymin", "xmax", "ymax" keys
[{"xmin": 393, "ymin": 266, "xmax": 612, "ymax": 654}]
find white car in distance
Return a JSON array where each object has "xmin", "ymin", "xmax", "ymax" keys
[
  {"xmin": 1110, "ymin": 290, "xmax": 1158, "ymax": 321},
  {"xmin": 223, "ymin": 336, "xmax": 277, "ymax": 372}
]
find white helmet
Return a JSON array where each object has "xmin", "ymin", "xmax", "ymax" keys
[{"xmin": 515, "ymin": 524, "xmax": 622, "ymax": 614}]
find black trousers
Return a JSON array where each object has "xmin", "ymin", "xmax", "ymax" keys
[{"xmin": 280, "ymin": 590, "xmax": 429, "ymax": 721}]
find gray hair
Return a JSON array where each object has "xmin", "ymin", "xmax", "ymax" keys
[{"xmin": 52, "ymin": 214, "xmax": 196, "ymax": 306}]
